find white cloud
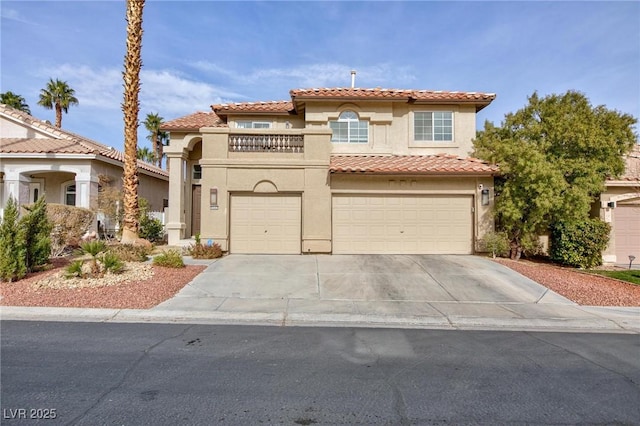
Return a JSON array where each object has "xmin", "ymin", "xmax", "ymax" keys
[{"xmin": 1, "ymin": 8, "xmax": 33, "ymax": 24}]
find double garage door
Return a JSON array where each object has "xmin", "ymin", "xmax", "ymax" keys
[
  {"xmin": 332, "ymin": 195, "xmax": 473, "ymax": 254},
  {"xmin": 229, "ymin": 194, "xmax": 473, "ymax": 254}
]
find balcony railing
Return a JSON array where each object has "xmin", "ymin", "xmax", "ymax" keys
[{"xmin": 229, "ymin": 134, "xmax": 304, "ymax": 153}]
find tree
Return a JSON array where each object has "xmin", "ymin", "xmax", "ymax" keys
[
  {"xmin": 143, "ymin": 112, "xmax": 167, "ymax": 168},
  {"xmin": 120, "ymin": 0, "xmax": 145, "ymax": 244},
  {"xmin": 37, "ymin": 78, "xmax": 79, "ymax": 128},
  {"xmin": 1, "ymin": 91, "xmax": 31, "ymax": 114},
  {"xmin": 0, "ymin": 196, "xmax": 27, "ymax": 282},
  {"xmin": 474, "ymin": 90, "xmax": 637, "ymax": 259},
  {"xmin": 137, "ymin": 146, "xmax": 156, "ymax": 163},
  {"xmin": 21, "ymin": 195, "xmax": 53, "ymax": 272}
]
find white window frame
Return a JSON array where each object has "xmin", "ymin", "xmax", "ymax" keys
[
  {"xmin": 62, "ymin": 181, "xmax": 76, "ymax": 206},
  {"xmin": 329, "ymin": 110, "xmax": 368, "ymax": 144},
  {"xmin": 414, "ymin": 111, "xmax": 454, "ymax": 142},
  {"xmin": 236, "ymin": 121, "xmax": 271, "ymax": 129}
]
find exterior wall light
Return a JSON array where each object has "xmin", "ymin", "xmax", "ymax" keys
[
  {"xmin": 210, "ymin": 187, "xmax": 218, "ymax": 210},
  {"xmin": 481, "ymin": 188, "xmax": 490, "ymax": 206}
]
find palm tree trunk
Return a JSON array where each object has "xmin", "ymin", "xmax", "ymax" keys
[
  {"xmin": 55, "ymin": 103, "xmax": 62, "ymax": 128},
  {"xmin": 120, "ymin": 0, "xmax": 145, "ymax": 244}
]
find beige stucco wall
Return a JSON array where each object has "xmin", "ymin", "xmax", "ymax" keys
[{"xmin": 0, "ymin": 119, "xmax": 50, "ymax": 139}]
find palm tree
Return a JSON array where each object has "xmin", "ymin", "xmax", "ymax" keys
[
  {"xmin": 136, "ymin": 146, "xmax": 156, "ymax": 163},
  {"xmin": 143, "ymin": 112, "xmax": 166, "ymax": 168},
  {"xmin": 120, "ymin": 0, "xmax": 145, "ymax": 244},
  {"xmin": 0, "ymin": 91, "xmax": 31, "ymax": 114},
  {"xmin": 37, "ymin": 78, "xmax": 79, "ymax": 128}
]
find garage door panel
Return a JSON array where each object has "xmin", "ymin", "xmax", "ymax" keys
[
  {"xmin": 614, "ymin": 205, "xmax": 640, "ymax": 261},
  {"xmin": 231, "ymin": 195, "xmax": 301, "ymax": 254},
  {"xmin": 333, "ymin": 195, "xmax": 472, "ymax": 254}
]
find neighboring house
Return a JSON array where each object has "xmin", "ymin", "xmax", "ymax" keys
[
  {"xmin": 598, "ymin": 145, "xmax": 640, "ymax": 264},
  {"xmin": 161, "ymin": 86, "xmax": 498, "ymax": 254},
  {"xmin": 0, "ymin": 104, "xmax": 169, "ymax": 230}
]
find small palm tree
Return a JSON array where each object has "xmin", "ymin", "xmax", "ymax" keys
[
  {"xmin": 37, "ymin": 78, "xmax": 79, "ymax": 128},
  {"xmin": 143, "ymin": 112, "xmax": 166, "ymax": 168},
  {"xmin": 0, "ymin": 91, "xmax": 31, "ymax": 114},
  {"xmin": 137, "ymin": 146, "xmax": 156, "ymax": 163},
  {"xmin": 121, "ymin": 0, "xmax": 145, "ymax": 244}
]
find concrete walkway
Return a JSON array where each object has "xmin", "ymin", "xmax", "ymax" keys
[{"xmin": 2, "ymin": 254, "xmax": 639, "ymax": 333}]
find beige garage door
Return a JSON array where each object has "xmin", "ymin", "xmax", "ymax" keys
[
  {"xmin": 333, "ymin": 195, "xmax": 473, "ymax": 254},
  {"xmin": 614, "ymin": 204, "xmax": 640, "ymax": 262},
  {"xmin": 230, "ymin": 195, "xmax": 301, "ymax": 254}
]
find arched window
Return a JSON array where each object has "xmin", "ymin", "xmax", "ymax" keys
[
  {"xmin": 329, "ymin": 110, "xmax": 368, "ymax": 143},
  {"xmin": 65, "ymin": 184, "xmax": 76, "ymax": 206}
]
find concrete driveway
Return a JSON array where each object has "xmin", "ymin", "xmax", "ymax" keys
[{"xmin": 153, "ymin": 254, "xmax": 584, "ymax": 322}]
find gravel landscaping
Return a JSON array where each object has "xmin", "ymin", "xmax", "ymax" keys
[{"xmin": 1, "ymin": 256, "xmax": 638, "ymax": 309}]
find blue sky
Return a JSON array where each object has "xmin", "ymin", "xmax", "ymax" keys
[{"xmin": 1, "ymin": 1, "xmax": 638, "ymax": 153}]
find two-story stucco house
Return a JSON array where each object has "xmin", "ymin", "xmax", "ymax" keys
[{"xmin": 161, "ymin": 87, "xmax": 498, "ymax": 254}]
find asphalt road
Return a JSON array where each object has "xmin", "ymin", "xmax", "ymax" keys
[{"xmin": 1, "ymin": 321, "xmax": 639, "ymax": 425}]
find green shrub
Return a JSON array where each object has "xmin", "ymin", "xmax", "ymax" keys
[
  {"xmin": 550, "ymin": 219, "xmax": 611, "ymax": 269},
  {"xmin": 481, "ymin": 231, "xmax": 509, "ymax": 258},
  {"xmin": 185, "ymin": 242, "xmax": 223, "ymax": 259},
  {"xmin": 47, "ymin": 204, "xmax": 95, "ymax": 257},
  {"xmin": 21, "ymin": 196, "xmax": 53, "ymax": 272},
  {"xmin": 107, "ymin": 243, "xmax": 150, "ymax": 262},
  {"xmin": 0, "ymin": 196, "xmax": 27, "ymax": 282},
  {"xmin": 139, "ymin": 214, "xmax": 164, "ymax": 242},
  {"xmin": 152, "ymin": 249, "xmax": 184, "ymax": 268},
  {"xmin": 100, "ymin": 252, "xmax": 125, "ymax": 274},
  {"xmin": 64, "ymin": 260, "xmax": 84, "ymax": 278}
]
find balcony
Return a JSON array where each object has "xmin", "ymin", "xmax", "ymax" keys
[{"xmin": 229, "ymin": 134, "xmax": 304, "ymax": 153}]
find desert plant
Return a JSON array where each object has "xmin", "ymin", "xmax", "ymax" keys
[
  {"xmin": 550, "ymin": 219, "xmax": 611, "ymax": 269},
  {"xmin": 106, "ymin": 243, "xmax": 150, "ymax": 262},
  {"xmin": 152, "ymin": 249, "xmax": 184, "ymax": 268},
  {"xmin": 21, "ymin": 196, "xmax": 53, "ymax": 272},
  {"xmin": 100, "ymin": 251, "xmax": 125, "ymax": 274},
  {"xmin": 64, "ymin": 260, "xmax": 84, "ymax": 278},
  {"xmin": 185, "ymin": 241, "xmax": 223, "ymax": 259},
  {"xmin": 481, "ymin": 231, "xmax": 509, "ymax": 259},
  {"xmin": 0, "ymin": 196, "xmax": 27, "ymax": 282},
  {"xmin": 76, "ymin": 240, "xmax": 108, "ymax": 276},
  {"xmin": 47, "ymin": 204, "xmax": 95, "ymax": 257}
]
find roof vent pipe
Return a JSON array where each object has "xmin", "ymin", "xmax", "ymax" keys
[{"xmin": 351, "ymin": 70, "xmax": 356, "ymax": 88}]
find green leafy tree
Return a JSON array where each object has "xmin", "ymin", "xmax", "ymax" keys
[
  {"xmin": 37, "ymin": 78, "xmax": 79, "ymax": 128},
  {"xmin": 21, "ymin": 195, "xmax": 53, "ymax": 272},
  {"xmin": 474, "ymin": 91, "xmax": 637, "ymax": 259},
  {"xmin": 1, "ymin": 91, "xmax": 31, "ymax": 114},
  {"xmin": 0, "ymin": 197, "xmax": 27, "ymax": 282},
  {"xmin": 143, "ymin": 112, "xmax": 167, "ymax": 168}
]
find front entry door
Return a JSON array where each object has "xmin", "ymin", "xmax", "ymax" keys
[{"xmin": 191, "ymin": 185, "xmax": 201, "ymax": 237}]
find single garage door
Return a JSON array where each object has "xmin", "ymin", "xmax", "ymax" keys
[
  {"xmin": 230, "ymin": 194, "xmax": 301, "ymax": 254},
  {"xmin": 333, "ymin": 194, "xmax": 473, "ymax": 254},
  {"xmin": 614, "ymin": 204, "xmax": 640, "ymax": 262}
]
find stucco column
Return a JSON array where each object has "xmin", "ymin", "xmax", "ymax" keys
[
  {"xmin": 74, "ymin": 173, "xmax": 99, "ymax": 209},
  {"xmin": 2, "ymin": 171, "xmax": 30, "ymax": 206},
  {"xmin": 166, "ymin": 152, "xmax": 187, "ymax": 244}
]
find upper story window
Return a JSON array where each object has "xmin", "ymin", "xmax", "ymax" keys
[
  {"xmin": 236, "ymin": 121, "xmax": 271, "ymax": 129},
  {"xmin": 415, "ymin": 111, "xmax": 453, "ymax": 141},
  {"xmin": 330, "ymin": 110, "xmax": 368, "ymax": 143},
  {"xmin": 192, "ymin": 165, "xmax": 202, "ymax": 180}
]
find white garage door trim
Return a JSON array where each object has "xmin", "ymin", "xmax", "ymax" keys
[
  {"xmin": 614, "ymin": 204, "xmax": 640, "ymax": 262},
  {"xmin": 332, "ymin": 194, "xmax": 473, "ymax": 254},
  {"xmin": 230, "ymin": 194, "xmax": 301, "ymax": 254}
]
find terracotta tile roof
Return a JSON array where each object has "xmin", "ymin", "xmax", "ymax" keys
[
  {"xmin": 291, "ymin": 87, "xmax": 496, "ymax": 103},
  {"xmin": 161, "ymin": 111, "xmax": 225, "ymax": 131},
  {"xmin": 212, "ymin": 101, "xmax": 294, "ymax": 115},
  {"xmin": 330, "ymin": 155, "xmax": 499, "ymax": 175},
  {"xmin": 0, "ymin": 104, "xmax": 167, "ymax": 178}
]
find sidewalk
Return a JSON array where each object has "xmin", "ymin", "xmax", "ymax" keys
[{"xmin": 2, "ymin": 255, "xmax": 639, "ymax": 333}]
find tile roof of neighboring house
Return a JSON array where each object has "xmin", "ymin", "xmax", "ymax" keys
[
  {"xmin": 212, "ymin": 101, "xmax": 294, "ymax": 114},
  {"xmin": 0, "ymin": 104, "xmax": 167, "ymax": 178},
  {"xmin": 330, "ymin": 155, "xmax": 499, "ymax": 175},
  {"xmin": 160, "ymin": 111, "xmax": 225, "ymax": 131}
]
